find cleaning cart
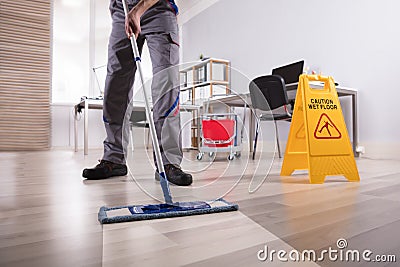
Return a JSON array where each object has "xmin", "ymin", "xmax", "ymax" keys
[{"xmin": 197, "ymin": 113, "xmax": 242, "ymax": 161}]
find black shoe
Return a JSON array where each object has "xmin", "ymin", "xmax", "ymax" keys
[
  {"xmin": 155, "ymin": 164, "xmax": 192, "ymax": 186},
  {"xmin": 82, "ymin": 160, "xmax": 127, "ymax": 180}
]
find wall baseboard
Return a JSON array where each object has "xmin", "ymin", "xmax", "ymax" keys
[{"xmin": 360, "ymin": 142, "xmax": 400, "ymax": 160}]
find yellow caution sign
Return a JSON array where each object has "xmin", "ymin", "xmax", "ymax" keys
[{"xmin": 280, "ymin": 74, "xmax": 360, "ymax": 183}]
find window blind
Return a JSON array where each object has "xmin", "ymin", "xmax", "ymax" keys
[{"xmin": 0, "ymin": 0, "xmax": 51, "ymax": 150}]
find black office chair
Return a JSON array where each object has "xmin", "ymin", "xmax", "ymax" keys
[
  {"xmin": 129, "ymin": 110, "xmax": 150, "ymax": 151},
  {"xmin": 249, "ymin": 75, "xmax": 292, "ymax": 159}
]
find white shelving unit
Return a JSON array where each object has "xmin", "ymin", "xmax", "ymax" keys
[{"xmin": 180, "ymin": 58, "xmax": 231, "ymax": 105}]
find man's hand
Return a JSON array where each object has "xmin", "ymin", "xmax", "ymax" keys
[
  {"xmin": 124, "ymin": 0, "xmax": 159, "ymax": 39},
  {"xmin": 125, "ymin": 9, "xmax": 141, "ymax": 38}
]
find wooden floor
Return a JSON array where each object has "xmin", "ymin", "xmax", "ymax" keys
[{"xmin": 1, "ymin": 148, "xmax": 400, "ymax": 266}]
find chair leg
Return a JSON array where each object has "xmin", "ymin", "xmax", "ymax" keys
[
  {"xmin": 274, "ymin": 120, "xmax": 281, "ymax": 158},
  {"xmin": 130, "ymin": 124, "xmax": 135, "ymax": 152},
  {"xmin": 252, "ymin": 118, "xmax": 260, "ymax": 160},
  {"xmin": 146, "ymin": 127, "xmax": 150, "ymax": 150}
]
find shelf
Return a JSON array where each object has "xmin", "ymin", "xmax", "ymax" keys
[
  {"xmin": 179, "ymin": 58, "xmax": 230, "ymax": 73},
  {"xmin": 180, "ymin": 80, "xmax": 229, "ymax": 91}
]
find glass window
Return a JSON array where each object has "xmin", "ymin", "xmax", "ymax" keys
[
  {"xmin": 52, "ymin": 0, "xmax": 90, "ymax": 103},
  {"xmin": 52, "ymin": 0, "xmax": 152, "ymax": 103}
]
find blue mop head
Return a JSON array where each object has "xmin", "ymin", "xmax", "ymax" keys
[{"xmin": 98, "ymin": 198, "xmax": 238, "ymax": 224}]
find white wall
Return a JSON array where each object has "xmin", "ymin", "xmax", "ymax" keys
[{"xmin": 182, "ymin": 0, "xmax": 400, "ymax": 157}]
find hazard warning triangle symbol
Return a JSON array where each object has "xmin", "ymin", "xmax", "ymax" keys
[{"xmin": 314, "ymin": 113, "xmax": 341, "ymax": 139}]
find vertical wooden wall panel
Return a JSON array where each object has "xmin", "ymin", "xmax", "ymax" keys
[{"xmin": 0, "ymin": 0, "xmax": 51, "ymax": 150}]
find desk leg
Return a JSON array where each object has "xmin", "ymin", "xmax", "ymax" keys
[
  {"xmin": 240, "ymin": 103, "xmax": 247, "ymax": 149},
  {"xmin": 74, "ymin": 105, "xmax": 78, "ymax": 152},
  {"xmin": 84, "ymin": 100, "xmax": 88, "ymax": 155},
  {"xmin": 353, "ymin": 93, "xmax": 359, "ymax": 157},
  {"xmin": 197, "ymin": 108, "xmax": 201, "ymax": 150}
]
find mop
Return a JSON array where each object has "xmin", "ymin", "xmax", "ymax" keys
[{"xmin": 98, "ymin": 0, "xmax": 238, "ymax": 224}]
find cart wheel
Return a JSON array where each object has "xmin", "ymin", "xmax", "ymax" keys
[
  {"xmin": 208, "ymin": 152, "xmax": 215, "ymax": 157},
  {"xmin": 235, "ymin": 152, "xmax": 241, "ymax": 158},
  {"xmin": 227, "ymin": 154, "xmax": 235, "ymax": 161},
  {"xmin": 196, "ymin": 153, "xmax": 203, "ymax": 161}
]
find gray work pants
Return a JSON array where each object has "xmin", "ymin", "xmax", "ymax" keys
[{"xmin": 102, "ymin": 0, "xmax": 182, "ymax": 166}]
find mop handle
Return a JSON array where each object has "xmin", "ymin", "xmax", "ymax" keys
[{"xmin": 122, "ymin": 0, "xmax": 173, "ymax": 204}]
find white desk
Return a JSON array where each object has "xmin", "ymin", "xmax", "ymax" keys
[
  {"xmin": 205, "ymin": 83, "xmax": 359, "ymax": 156},
  {"xmin": 74, "ymin": 98, "xmax": 201, "ymax": 155}
]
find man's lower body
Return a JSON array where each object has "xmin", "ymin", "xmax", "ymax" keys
[{"xmin": 83, "ymin": 0, "xmax": 192, "ymax": 186}]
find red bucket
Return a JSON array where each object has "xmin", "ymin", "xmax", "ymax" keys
[{"xmin": 202, "ymin": 119, "xmax": 235, "ymax": 147}]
